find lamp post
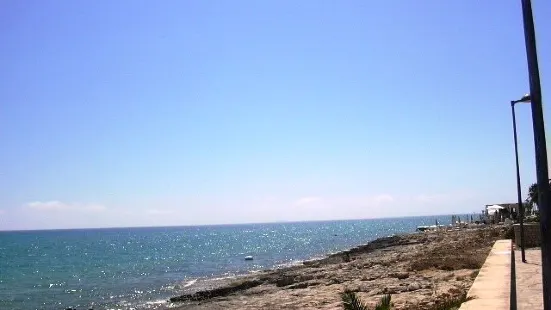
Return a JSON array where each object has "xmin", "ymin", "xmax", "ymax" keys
[
  {"xmin": 519, "ymin": 0, "xmax": 550, "ymax": 308},
  {"xmin": 511, "ymin": 94, "xmax": 530, "ymax": 263}
]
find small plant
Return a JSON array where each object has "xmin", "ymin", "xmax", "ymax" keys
[
  {"xmin": 376, "ymin": 294, "xmax": 391, "ymax": 310},
  {"xmin": 341, "ymin": 290, "xmax": 369, "ymax": 310},
  {"xmin": 503, "ymin": 226, "xmax": 514, "ymax": 240},
  {"xmin": 431, "ymin": 293, "xmax": 472, "ymax": 310},
  {"xmin": 406, "ymin": 292, "xmax": 473, "ymax": 310},
  {"xmin": 340, "ymin": 290, "xmax": 391, "ymax": 310}
]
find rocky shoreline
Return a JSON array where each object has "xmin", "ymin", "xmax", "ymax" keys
[{"xmin": 169, "ymin": 226, "xmax": 508, "ymax": 310}]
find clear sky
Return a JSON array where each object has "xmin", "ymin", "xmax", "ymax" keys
[{"xmin": 1, "ymin": 1, "xmax": 551, "ymax": 230}]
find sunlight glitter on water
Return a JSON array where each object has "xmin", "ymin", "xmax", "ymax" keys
[{"xmin": 0, "ymin": 216, "xmax": 462, "ymax": 309}]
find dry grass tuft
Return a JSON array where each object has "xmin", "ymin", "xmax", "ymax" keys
[{"xmin": 408, "ymin": 228, "xmax": 506, "ymax": 272}]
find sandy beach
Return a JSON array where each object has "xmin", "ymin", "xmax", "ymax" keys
[{"xmin": 168, "ymin": 226, "xmax": 508, "ymax": 310}]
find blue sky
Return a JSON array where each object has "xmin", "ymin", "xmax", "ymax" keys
[{"xmin": 1, "ymin": 1, "xmax": 551, "ymax": 230}]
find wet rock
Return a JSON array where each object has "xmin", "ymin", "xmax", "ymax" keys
[
  {"xmin": 170, "ymin": 279, "xmax": 263, "ymax": 302},
  {"xmin": 167, "ymin": 227, "xmax": 505, "ymax": 309},
  {"xmin": 275, "ymin": 276, "xmax": 296, "ymax": 287},
  {"xmin": 302, "ymin": 260, "xmax": 320, "ymax": 267}
]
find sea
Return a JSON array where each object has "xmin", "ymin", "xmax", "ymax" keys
[{"xmin": 0, "ymin": 215, "xmax": 472, "ymax": 310}]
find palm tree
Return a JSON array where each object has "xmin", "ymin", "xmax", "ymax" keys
[
  {"xmin": 526, "ymin": 183, "xmax": 538, "ymax": 215},
  {"xmin": 340, "ymin": 290, "xmax": 391, "ymax": 310},
  {"xmin": 525, "ymin": 181, "xmax": 551, "ymax": 215}
]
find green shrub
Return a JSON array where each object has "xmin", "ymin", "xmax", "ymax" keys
[
  {"xmin": 503, "ymin": 226, "xmax": 514, "ymax": 240},
  {"xmin": 431, "ymin": 293, "xmax": 472, "ymax": 310},
  {"xmin": 340, "ymin": 290, "xmax": 391, "ymax": 310},
  {"xmin": 525, "ymin": 214, "xmax": 540, "ymax": 222},
  {"xmin": 407, "ymin": 292, "xmax": 473, "ymax": 310}
]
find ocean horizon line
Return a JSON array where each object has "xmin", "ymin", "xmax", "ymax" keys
[{"xmin": 0, "ymin": 212, "xmax": 479, "ymax": 233}]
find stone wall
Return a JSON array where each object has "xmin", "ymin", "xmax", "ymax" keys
[{"xmin": 513, "ymin": 223, "xmax": 541, "ymax": 248}]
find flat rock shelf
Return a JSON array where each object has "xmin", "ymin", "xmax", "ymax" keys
[{"xmin": 170, "ymin": 227, "xmax": 508, "ymax": 310}]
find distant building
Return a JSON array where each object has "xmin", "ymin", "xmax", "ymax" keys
[
  {"xmin": 485, "ymin": 203, "xmax": 515, "ymax": 215},
  {"xmin": 484, "ymin": 202, "xmax": 529, "ymax": 221}
]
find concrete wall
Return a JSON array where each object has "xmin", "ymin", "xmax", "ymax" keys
[
  {"xmin": 459, "ymin": 240, "xmax": 512, "ymax": 309},
  {"xmin": 513, "ymin": 223, "xmax": 541, "ymax": 248}
]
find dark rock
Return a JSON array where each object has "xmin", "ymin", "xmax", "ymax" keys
[
  {"xmin": 390, "ymin": 272, "xmax": 409, "ymax": 279},
  {"xmin": 296, "ymin": 274, "xmax": 314, "ymax": 282},
  {"xmin": 170, "ymin": 279, "xmax": 263, "ymax": 302},
  {"xmin": 274, "ymin": 276, "xmax": 297, "ymax": 287},
  {"xmin": 306, "ymin": 280, "xmax": 324, "ymax": 287},
  {"xmin": 343, "ymin": 253, "xmax": 351, "ymax": 262},
  {"xmin": 302, "ymin": 260, "xmax": 320, "ymax": 267}
]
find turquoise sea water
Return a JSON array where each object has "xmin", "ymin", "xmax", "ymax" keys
[{"xmin": 0, "ymin": 216, "xmax": 466, "ymax": 310}]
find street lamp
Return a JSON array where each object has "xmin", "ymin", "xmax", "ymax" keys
[
  {"xmin": 519, "ymin": 0, "xmax": 550, "ymax": 308},
  {"xmin": 511, "ymin": 94, "xmax": 530, "ymax": 263}
]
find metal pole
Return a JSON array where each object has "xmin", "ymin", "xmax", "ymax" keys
[
  {"xmin": 512, "ymin": 101, "xmax": 526, "ymax": 262},
  {"xmin": 511, "ymin": 243, "xmax": 518, "ymax": 310},
  {"xmin": 520, "ymin": 0, "xmax": 551, "ymax": 308}
]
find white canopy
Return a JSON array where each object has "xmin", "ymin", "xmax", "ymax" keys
[{"xmin": 487, "ymin": 204, "xmax": 504, "ymax": 215}]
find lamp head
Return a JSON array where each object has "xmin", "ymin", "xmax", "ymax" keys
[{"xmin": 512, "ymin": 94, "xmax": 531, "ymax": 104}]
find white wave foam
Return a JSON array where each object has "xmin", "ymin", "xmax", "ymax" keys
[
  {"xmin": 183, "ymin": 279, "xmax": 197, "ymax": 288},
  {"xmin": 145, "ymin": 299, "xmax": 167, "ymax": 305},
  {"xmin": 274, "ymin": 259, "xmax": 306, "ymax": 269},
  {"xmin": 208, "ymin": 275, "xmax": 238, "ymax": 281}
]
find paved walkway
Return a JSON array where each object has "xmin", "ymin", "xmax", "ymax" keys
[
  {"xmin": 459, "ymin": 240, "xmax": 512, "ymax": 309},
  {"xmin": 516, "ymin": 248, "xmax": 543, "ymax": 310}
]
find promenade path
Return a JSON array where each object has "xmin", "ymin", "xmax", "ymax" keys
[
  {"xmin": 459, "ymin": 240, "xmax": 543, "ymax": 310},
  {"xmin": 516, "ymin": 248, "xmax": 543, "ymax": 310}
]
